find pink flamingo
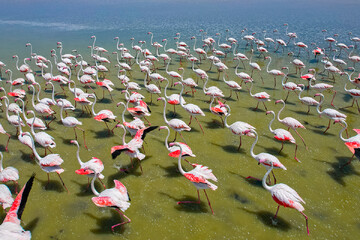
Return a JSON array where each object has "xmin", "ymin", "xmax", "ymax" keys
[
  {"xmin": 246, "ymin": 129, "xmax": 286, "ymax": 184},
  {"xmin": 175, "ymin": 81, "xmax": 205, "ymax": 134},
  {"xmin": 222, "ymin": 72, "xmax": 241, "ymax": 100},
  {"xmin": 275, "ymin": 99, "xmax": 307, "ymax": 149},
  {"xmin": 0, "ymin": 184, "xmax": 13, "ymax": 210},
  {"xmin": 157, "ymin": 97, "xmax": 191, "ymax": 143},
  {"xmin": 71, "ymin": 140, "xmax": 105, "ymax": 188},
  {"xmin": 1, "ymin": 97, "xmax": 25, "ymax": 134},
  {"xmin": 0, "ymin": 174, "xmax": 35, "ymax": 239},
  {"xmin": 246, "ymin": 80, "xmax": 271, "ymax": 111},
  {"xmin": 342, "ymin": 83, "xmax": 360, "ymax": 113},
  {"xmin": 0, "ymin": 152, "xmax": 19, "ymax": 193},
  {"xmin": 221, "ymin": 104, "xmax": 256, "ymax": 150},
  {"xmin": 90, "ymin": 94, "xmax": 117, "ymax": 133},
  {"xmin": 336, "ymin": 120, "xmax": 360, "ymax": 168},
  {"xmin": 0, "ymin": 124, "xmax": 11, "ymax": 152},
  {"xmin": 314, "ymin": 93, "xmax": 347, "ymax": 134},
  {"xmin": 58, "ymin": 100, "xmax": 87, "ymax": 149},
  {"xmin": 22, "ymin": 132, "xmax": 68, "ymax": 192},
  {"xmin": 111, "ymin": 125, "xmax": 158, "ymax": 173},
  {"xmin": 209, "ymin": 97, "xmax": 228, "ymax": 127},
  {"xmin": 91, "ymin": 173, "xmax": 131, "ymax": 232},
  {"xmin": 163, "ymin": 78, "xmax": 185, "ymax": 115},
  {"xmin": 175, "ymin": 143, "xmax": 217, "ymax": 215},
  {"xmin": 281, "ymin": 70, "xmax": 301, "ymax": 102},
  {"xmin": 262, "ymin": 162, "xmax": 309, "ymax": 235},
  {"xmin": 15, "ymin": 98, "xmax": 47, "ymax": 130},
  {"xmin": 265, "ymin": 56, "xmax": 285, "ymax": 88},
  {"xmin": 297, "ymin": 84, "xmax": 319, "ymax": 114},
  {"xmin": 266, "ymin": 111, "xmax": 299, "ymax": 162},
  {"xmin": 117, "ymin": 101, "xmax": 146, "ymax": 136},
  {"xmin": 28, "ymin": 85, "xmax": 55, "ymax": 127}
]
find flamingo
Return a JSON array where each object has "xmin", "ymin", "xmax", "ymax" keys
[
  {"xmin": 178, "ymin": 67, "xmax": 198, "ymax": 97},
  {"xmin": 14, "ymin": 98, "xmax": 47, "ymax": 130},
  {"xmin": 191, "ymin": 36, "xmax": 206, "ymax": 61},
  {"xmin": 71, "ymin": 140, "xmax": 106, "ymax": 187},
  {"xmin": 163, "ymin": 77, "xmax": 185, "ymax": 115},
  {"xmin": 12, "ymin": 55, "xmax": 31, "ymax": 73},
  {"xmin": 28, "ymin": 85, "xmax": 55, "ymax": 127},
  {"xmin": 28, "ymin": 110, "xmax": 56, "ymax": 156},
  {"xmin": 111, "ymin": 125, "xmax": 157, "ymax": 173},
  {"xmin": 22, "ymin": 132, "xmax": 68, "ymax": 192},
  {"xmin": 262, "ymin": 162, "xmax": 309, "ymax": 235},
  {"xmin": 0, "ymin": 174, "xmax": 35, "ymax": 239},
  {"xmin": 209, "ymin": 97, "xmax": 228, "ymax": 127},
  {"xmin": 341, "ymin": 83, "xmax": 360, "ymax": 113},
  {"xmin": 0, "ymin": 184, "xmax": 13, "ymax": 210},
  {"xmin": 202, "ymin": 76, "xmax": 224, "ymax": 100},
  {"xmin": 58, "ymin": 99, "xmax": 87, "ymax": 149},
  {"xmin": 314, "ymin": 93, "xmax": 347, "ymax": 134},
  {"xmin": 336, "ymin": 120, "xmax": 360, "ymax": 168},
  {"xmin": 144, "ymin": 70, "xmax": 161, "ymax": 105},
  {"xmin": 265, "ymin": 56, "xmax": 285, "ymax": 88},
  {"xmin": 246, "ymin": 80, "xmax": 271, "ymax": 111},
  {"xmin": 0, "ymin": 124, "xmax": 11, "ymax": 152},
  {"xmin": 192, "ymin": 60, "xmax": 208, "ymax": 82},
  {"xmin": 0, "ymin": 89, "xmax": 22, "ymax": 114},
  {"xmin": 90, "ymin": 94, "xmax": 117, "ymax": 133},
  {"xmin": 249, "ymin": 49, "xmax": 263, "ymax": 83},
  {"xmin": 222, "ymin": 72, "xmax": 241, "ymax": 100},
  {"xmin": 246, "ymin": 129, "xmax": 286, "ymax": 184},
  {"xmin": 275, "ymin": 99, "xmax": 307, "ymax": 148},
  {"xmin": 117, "ymin": 101, "xmax": 146, "ymax": 136},
  {"xmin": 234, "ymin": 58, "xmax": 252, "ymax": 86},
  {"xmin": 221, "ymin": 104, "xmax": 256, "ymax": 150},
  {"xmin": 174, "ymin": 143, "xmax": 217, "ymax": 215},
  {"xmin": 297, "ymin": 84, "xmax": 319, "ymax": 114},
  {"xmin": 175, "ymin": 81, "xmax": 205, "ymax": 133},
  {"xmin": 0, "ymin": 152, "xmax": 19, "ymax": 193},
  {"xmin": 266, "ymin": 111, "xmax": 299, "ymax": 162},
  {"xmin": 90, "ymin": 173, "xmax": 131, "ymax": 232},
  {"xmin": 4, "ymin": 70, "xmax": 26, "ymax": 99},
  {"xmin": 281, "ymin": 70, "xmax": 301, "ymax": 102},
  {"xmin": 157, "ymin": 97, "xmax": 191, "ymax": 143},
  {"xmin": 1, "ymin": 96, "xmax": 25, "ymax": 134},
  {"xmin": 159, "ymin": 126, "xmax": 196, "ymax": 161}
]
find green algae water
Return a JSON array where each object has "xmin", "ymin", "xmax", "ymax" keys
[{"xmin": 1, "ymin": 1, "xmax": 360, "ymax": 239}]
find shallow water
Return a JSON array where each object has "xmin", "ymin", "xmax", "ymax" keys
[{"xmin": 1, "ymin": 1, "xmax": 360, "ymax": 239}]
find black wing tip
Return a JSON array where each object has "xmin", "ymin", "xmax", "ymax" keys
[
  {"xmin": 355, "ymin": 148, "xmax": 360, "ymax": 160},
  {"xmin": 17, "ymin": 173, "xmax": 36, "ymax": 220},
  {"xmin": 141, "ymin": 126, "xmax": 158, "ymax": 140}
]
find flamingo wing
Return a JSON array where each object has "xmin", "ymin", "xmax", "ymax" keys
[
  {"xmin": 134, "ymin": 126, "xmax": 158, "ymax": 141},
  {"xmin": 3, "ymin": 174, "xmax": 35, "ymax": 225},
  {"xmin": 111, "ymin": 145, "xmax": 130, "ymax": 159}
]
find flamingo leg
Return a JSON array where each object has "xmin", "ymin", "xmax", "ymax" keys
[
  {"xmin": 98, "ymin": 178, "xmax": 106, "ymax": 189},
  {"xmin": 246, "ymin": 176, "xmax": 261, "ymax": 181},
  {"xmin": 203, "ymin": 189, "xmax": 214, "ymax": 215},
  {"xmin": 300, "ymin": 211, "xmax": 310, "ymax": 236},
  {"xmin": 330, "ymin": 91, "xmax": 337, "ymax": 107},
  {"xmin": 262, "ymin": 102, "xmax": 268, "ymax": 111},
  {"xmin": 294, "ymin": 129, "xmax": 307, "ymax": 150},
  {"xmin": 76, "ymin": 126, "xmax": 87, "ymax": 150},
  {"xmin": 5, "ymin": 133, "xmax": 11, "ymax": 152},
  {"xmin": 179, "ymin": 132, "xmax": 187, "ymax": 144},
  {"xmin": 306, "ymin": 105, "xmax": 310, "ymax": 114},
  {"xmin": 57, "ymin": 173, "xmax": 69, "ymax": 193},
  {"xmin": 254, "ymin": 102, "xmax": 259, "ymax": 110},
  {"xmin": 279, "ymin": 141, "xmax": 284, "ymax": 153},
  {"xmin": 14, "ymin": 181, "xmax": 18, "ymax": 194},
  {"xmin": 111, "ymin": 209, "xmax": 131, "ymax": 232},
  {"xmin": 138, "ymin": 159, "xmax": 143, "ymax": 173},
  {"xmin": 188, "ymin": 115, "xmax": 193, "ymax": 126},
  {"xmin": 273, "ymin": 205, "xmax": 280, "ymax": 219},
  {"xmin": 341, "ymin": 153, "xmax": 355, "ymax": 168},
  {"xmin": 294, "ymin": 144, "xmax": 300, "ymax": 162},
  {"xmin": 237, "ymin": 136, "xmax": 242, "ymax": 151},
  {"xmin": 195, "ymin": 117, "xmax": 204, "ymax": 134},
  {"xmin": 173, "ymin": 131, "xmax": 178, "ymax": 142},
  {"xmin": 284, "ymin": 91, "xmax": 290, "ymax": 102},
  {"xmin": 177, "ymin": 189, "xmax": 201, "ymax": 205},
  {"xmin": 323, "ymin": 119, "xmax": 331, "ymax": 134},
  {"xmin": 271, "ymin": 170, "xmax": 277, "ymax": 184}
]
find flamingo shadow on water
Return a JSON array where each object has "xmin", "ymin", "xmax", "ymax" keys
[
  {"xmin": 158, "ymin": 192, "xmax": 209, "ymax": 214},
  {"xmin": 19, "ymin": 150, "xmax": 36, "ymax": 164},
  {"xmin": 91, "ymin": 129, "xmax": 114, "ymax": 139},
  {"xmin": 230, "ymin": 191, "xmax": 251, "ymax": 204},
  {"xmin": 84, "ymin": 212, "xmax": 126, "ymax": 235},
  {"xmin": 36, "ymin": 178, "xmax": 66, "ymax": 193},
  {"xmin": 326, "ymin": 156, "xmax": 360, "ymax": 186},
  {"xmin": 211, "ymin": 142, "xmax": 245, "ymax": 154},
  {"xmin": 23, "ymin": 217, "xmax": 40, "ymax": 233},
  {"xmin": 240, "ymin": 208, "xmax": 292, "ymax": 231},
  {"xmin": 205, "ymin": 119, "xmax": 224, "ymax": 129}
]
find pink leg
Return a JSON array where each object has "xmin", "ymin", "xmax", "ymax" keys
[
  {"xmin": 195, "ymin": 117, "xmax": 204, "ymax": 134},
  {"xmin": 273, "ymin": 205, "xmax": 280, "ymax": 219},
  {"xmin": 341, "ymin": 153, "xmax": 355, "ymax": 168},
  {"xmin": 294, "ymin": 129, "xmax": 307, "ymax": 150},
  {"xmin": 262, "ymin": 102, "xmax": 268, "ymax": 111},
  {"xmin": 111, "ymin": 209, "xmax": 131, "ymax": 232},
  {"xmin": 323, "ymin": 119, "xmax": 331, "ymax": 134},
  {"xmin": 254, "ymin": 102, "xmax": 259, "ymax": 110},
  {"xmin": 237, "ymin": 136, "xmax": 242, "ymax": 151},
  {"xmin": 271, "ymin": 170, "xmax": 277, "ymax": 184},
  {"xmin": 57, "ymin": 173, "xmax": 69, "ymax": 193},
  {"xmin": 203, "ymin": 189, "xmax": 214, "ymax": 215},
  {"xmin": 300, "ymin": 211, "xmax": 310, "ymax": 236},
  {"xmin": 177, "ymin": 189, "xmax": 201, "ymax": 205},
  {"xmin": 5, "ymin": 133, "xmax": 11, "ymax": 152},
  {"xmin": 188, "ymin": 115, "xmax": 193, "ymax": 126},
  {"xmin": 294, "ymin": 144, "xmax": 300, "ymax": 162},
  {"xmin": 246, "ymin": 176, "xmax": 261, "ymax": 181},
  {"xmin": 279, "ymin": 141, "xmax": 284, "ymax": 153},
  {"xmin": 14, "ymin": 181, "xmax": 18, "ymax": 194}
]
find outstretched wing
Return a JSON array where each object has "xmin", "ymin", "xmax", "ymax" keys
[
  {"xmin": 111, "ymin": 145, "xmax": 130, "ymax": 159},
  {"xmin": 3, "ymin": 174, "xmax": 35, "ymax": 225}
]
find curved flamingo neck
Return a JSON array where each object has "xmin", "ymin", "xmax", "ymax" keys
[
  {"xmin": 262, "ymin": 164, "xmax": 273, "ymax": 191},
  {"xmin": 268, "ymin": 111, "xmax": 276, "ymax": 133},
  {"xmin": 29, "ymin": 111, "xmax": 36, "ymax": 135},
  {"xmin": 192, "ymin": 37, "xmax": 197, "ymax": 51},
  {"xmin": 163, "ymin": 39, "xmax": 168, "ymax": 52},
  {"xmin": 17, "ymin": 112, "xmax": 23, "ymax": 135},
  {"xmin": 0, "ymin": 152, "xmax": 3, "ymax": 171},
  {"xmin": 115, "ymin": 38, "xmax": 120, "ymax": 51},
  {"xmin": 17, "ymin": 99, "xmax": 28, "ymax": 122},
  {"xmin": 74, "ymin": 141, "xmax": 84, "ymax": 166},
  {"xmin": 29, "ymin": 86, "xmax": 37, "ymax": 109},
  {"xmin": 250, "ymin": 130, "xmax": 258, "ymax": 159},
  {"xmin": 277, "ymin": 100, "xmax": 285, "ymax": 122},
  {"xmin": 233, "ymin": 43, "xmax": 238, "ymax": 55},
  {"xmin": 177, "ymin": 145, "xmax": 186, "ymax": 176},
  {"xmin": 91, "ymin": 94, "xmax": 97, "ymax": 116},
  {"xmin": 119, "ymin": 102, "xmax": 126, "ymax": 123},
  {"xmin": 203, "ymin": 77, "xmax": 209, "ymax": 94},
  {"xmin": 248, "ymin": 81, "xmax": 255, "ymax": 97},
  {"xmin": 316, "ymin": 94, "xmax": 324, "ymax": 115},
  {"xmin": 91, "ymin": 174, "xmax": 100, "ymax": 196},
  {"xmin": 14, "ymin": 56, "xmax": 20, "ymax": 70},
  {"xmin": 27, "ymin": 132, "xmax": 41, "ymax": 162},
  {"xmin": 223, "ymin": 105, "xmax": 231, "ymax": 129},
  {"xmin": 163, "ymin": 78, "xmax": 170, "ymax": 99},
  {"xmin": 235, "ymin": 58, "xmax": 240, "ymax": 75},
  {"xmin": 178, "ymin": 82, "xmax": 185, "ymax": 107},
  {"xmin": 161, "ymin": 98, "xmax": 169, "ymax": 125},
  {"xmin": 266, "ymin": 57, "xmax": 271, "ymax": 73},
  {"xmin": 163, "ymin": 126, "xmax": 170, "ymax": 151},
  {"xmin": 59, "ymin": 101, "xmax": 65, "ymax": 122},
  {"xmin": 166, "ymin": 58, "xmax": 171, "ymax": 74},
  {"xmin": 339, "ymin": 121, "xmax": 348, "ymax": 142}
]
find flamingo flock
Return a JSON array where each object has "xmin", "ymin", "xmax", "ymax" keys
[{"xmin": 0, "ymin": 25, "xmax": 359, "ymax": 238}]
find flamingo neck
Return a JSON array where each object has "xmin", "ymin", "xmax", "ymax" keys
[
  {"xmin": 30, "ymin": 112, "xmax": 36, "ymax": 135},
  {"xmin": 339, "ymin": 121, "xmax": 348, "ymax": 142},
  {"xmin": 28, "ymin": 132, "xmax": 42, "ymax": 161},
  {"xmin": 316, "ymin": 94, "xmax": 324, "ymax": 115},
  {"xmin": 178, "ymin": 82, "xmax": 185, "ymax": 107},
  {"xmin": 248, "ymin": 81, "xmax": 254, "ymax": 97},
  {"xmin": 164, "ymin": 78, "xmax": 170, "ymax": 99},
  {"xmin": 120, "ymin": 102, "xmax": 126, "ymax": 123},
  {"xmin": 164, "ymin": 127, "xmax": 170, "ymax": 151},
  {"xmin": 177, "ymin": 146, "xmax": 186, "ymax": 176},
  {"xmin": 277, "ymin": 101, "xmax": 285, "ymax": 122},
  {"xmin": 75, "ymin": 142, "xmax": 84, "ymax": 166},
  {"xmin": 250, "ymin": 130, "xmax": 258, "ymax": 159},
  {"xmin": 161, "ymin": 98, "xmax": 169, "ymax": 125},
  {"xmin": 166, "ymin": 58, "xmax": 171, "ymax": 74},
  {"xmin": 91, "ymin": 94, "xmax": 97, "ymax": 116},
  {"xmin": 15, "ymin": 56, "xmax": 19, "ymax": 70},
  {"xmin": 266, "ymin": 57, "xmax": 271, "ymax": 73},
  {"xmin": 203, "ymin": 77, "xmax": 209, "ymax": 93},
  {"xmin": 59, "ymin": 101, "xmax": 65, "ymax": 122},
  {"xmin": 223, "ymin": 105, "xmax": 231, "ymax": 129},
  {"xmin": 90, "ymin": 174, "xmax": 100, "ymax": 196},
  {"xmin": 193, "ymin": 37, "xmax": 197, "ymax": 51},
  {"xmin": 17, "ymin": 113, "xmax": 23, "ymax": 135},
  {"xmin": 116, "ymin": 38, "xmax": 120, "ymax": 51},
  {"xmin": 0, "ymin": 152, "xmax": 3, "ymax": 171},
  {"xmin": 268, "ymin": 111, "xmax": 275, "ymax": 133},
  {"xmin": 235, "ymin": 58, "xmax": 240, "ymax": 75},
  {"xmin": 36, "ymin": 84, "xmax": 41, "ymax": 103},
  {"xmin": 262, "ymin": 164, "xmax": 273, "ymax": 191},
  {"xmin": 3, "ymin": 97, "xmax": 10, "ymax": 121}
]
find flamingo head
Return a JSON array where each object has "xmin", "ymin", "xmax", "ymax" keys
[
  {"xmin": 199, "ymin": 29, "xmax": 204, "ymax": 32},
  {"xmin": 57, "ymin": 42, "xmax": 62, "ymax": 45},
  {"xmin": 173, "ymin": 81, "xmax": 182, "ymax": 86},
  {"xmin": 162, "ymin": 39, "xmax": 167, "ymax": 42},
  {"xmin": 334, "ymin": 34, "xmax": 339, "ymax": 37},
  {"xmin": 25, "ymin": 43, "xmax": 31, "ymax": 47},
  {"xmin": 322, "ymin": 29, "xmax": 327, "ymax": 32},
  {"xmin": 25, "ymin": 58, "xmax": 31, "ymax": 61},
  {"xmin": 273, "ymin": 29, "xmax": 278, "ymax": 33},
  {"xmin": 116, "ymin": 101, "xmax": 124, "ymax": 107},
  {"xmin": 0, "ymin": 87, "xmax": 4, "ymax": 91},
  {"xmin": 0, "ymin": 96, "xmax": 6, "ymax": 100},
  {"xmin": 275, "ymin": 99, "xmax": 284, "ymax": 104},
  {"xmin": 314, "ymin": 93, "xmax": 322, "ymax": 97},
  {"xmin": 174, "ymin": 37, "xmax": 178, "ymax": 40},
  {"xmin": 283, "ymin": 23, "xmax": 288, "ymax": 26},
  {"xmin": 147, "ymin": 32, "xmax": 152, "ymax": 35},
  {"xmin": 178, "ymin": 67, "xmax": 184, "ymax": 71},
  {"xmin": 12, "ymin": 55, "xmax": 17, "ymax": 58},
  {"xmin": 70, "ymin": 140, "xmax": 78, "ymax": 144},
  {"xmin": 130, "ymin": 37, "xmax": 134, "ymax": 40},
  {"xmin": 87, "ymin": 46, "xmax": 92, "ymax": 48},
  {"xmin": 119, "ymin": 43, "xmax": 124, "ymax": 47},
  {"xmin": 91, "ymin": 35, "xmax": 95, "ymax": 39},
  {"xmin": 159, "ymin": 126, "xmax": 167, "ymax": 130},
  {"xmin": 347, "ymin": 67, "xmax": 355, "ymax": 71},
  {"xmin": 215, "ymin": 33, "xmax": 220, "ymax": 36},
  {"xmin": 114, "ymin": 37, "xmax": 119, "ymax": 40},
  {"xmin": 265, "ymin": 56, "xmax": 270, "ymax": 60},
  {"xmin": 157, "ymin": 97, "xmax": 164, "ymax": 101},
  {"xmin": 265, "ymin": 111, "xmax": 273, "ymax": 115},
  {"xmin": 190, "ymin": 36, "xmax": 195, "ymax": 40},
  {"xmin": 176, "ymin": 33, "xmax": 180, "ymax": 36}
]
